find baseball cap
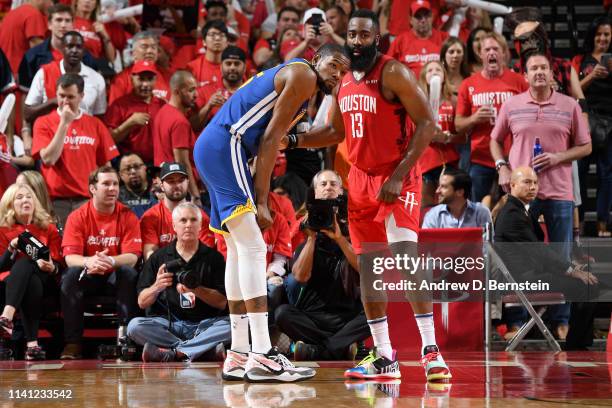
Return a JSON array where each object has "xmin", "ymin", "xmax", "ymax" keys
[
  {"xmin": 131, "ymin": 60, "xmax": 159, "ymax": 76},
  {"xmin": 410, "ymin": 0, "xmax": 431, "ymax": 15},
  {"xmin": 222, "ymin": 45, "xmax": 246, "ymax": 62},
  {"xmin": 160, "ymin": 162, "xmax": 188, "ymax": 180},
  {"xmin": 303, "ymin": 7, "xmax": 326, "ymax": 25}
]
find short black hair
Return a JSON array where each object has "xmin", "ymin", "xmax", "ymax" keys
[
  {"xmin": 201, "ymin": 20, "xmax": 229, "ymax": 38},
  {"xmin": 277, "ymin": 6, "xmax": 300, "ymax": 21},
  {"xmin": 442, "ymin": 167, "xmax": 472, "ymax": 199},
  {"xmin": 205, "ymin": 0, "xmax": 227, "ymax": 14},
  {"xmin": 349, "ymin": 9, "xmax": 379, "ymax": 30},
  {"xmin": 328, "ymin": 5, "xmax": 347, "ymax": 17},
  {"xmin": 315, "ymin": 43, "xmax": 349, "ymax": 59},
  {"xmin": 62, "ymin": 30, "xmax": 83, "ymax": 44},
  {"xmin": 56, "ymin": 73, "xmax": 84, "ymax": 93},
  {"xmin": 48, "ymin": 3, "xmax": 72, "ymax": 21}
]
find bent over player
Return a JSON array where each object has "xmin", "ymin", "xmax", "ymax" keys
[{"xmin": 194, "ymin": 44, "xmax": 349, "ymax": 382}]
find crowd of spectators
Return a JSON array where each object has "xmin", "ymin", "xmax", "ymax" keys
[{"xmin": 0, "ymin": 0, "xmax": 611, "ymax": 360}]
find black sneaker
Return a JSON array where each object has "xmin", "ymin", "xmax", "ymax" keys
[
  {"xmin": 293, "ymin": 341, "xmax": 319, "ymax": 361},
  {"xmin": 142, "ymin": 342, "xmax": 177, "ymax": 363}
]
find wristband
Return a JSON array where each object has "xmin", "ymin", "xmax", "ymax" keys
[
  {"xmin": 577, "ymin": 98, "xmax": 588, "ymax": 112},
  {"xmin": 495, "ymin": 159, "xmax": 508, "ymax": 171},
  {"xmin": 286, "ymin": 133, "xmax": 299, "ymax": 149}
]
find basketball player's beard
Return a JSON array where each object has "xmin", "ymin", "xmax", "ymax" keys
[{"xmin": 345, "ymin": 42, "xmax": 378, "ymax": 72}]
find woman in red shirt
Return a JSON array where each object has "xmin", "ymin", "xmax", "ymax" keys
[
  {"xmin": 418, "ymin": 60, "xmax": 462, "ymax": 208},
  {"xmin": 0, "ymin": 184, "xmax": 62, "ymax": 360},
  {"xmin": 72, "ymin": 0, "xmax": 117, "ymax": 62}
]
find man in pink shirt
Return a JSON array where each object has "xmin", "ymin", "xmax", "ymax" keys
[{"xmin": 490, "ymin": 51, "xmax": 591, "ymax": 258}]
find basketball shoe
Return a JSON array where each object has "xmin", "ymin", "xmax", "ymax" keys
[
  {"xmin": 344, "ymin": 349, "xmax": 401, "ymax": 380},
  {"xmin": 244, "ymin": 347, "xmax": 316, "ymax": 383},
  {"xmin": 421, "ymin": 345, "xmax": 452, "ymax": 382}
]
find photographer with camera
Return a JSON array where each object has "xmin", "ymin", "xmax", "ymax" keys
[
  {"xmin": 0, "ymin": 184, "xmax": 62, "ymax": 360},
  {"xmin": 275, "ymin": 170, "xmax": 369, "ymax": 361},
  {"xmin": 128, "ymin": 202, "xmax": 230, "ymax": 362}
]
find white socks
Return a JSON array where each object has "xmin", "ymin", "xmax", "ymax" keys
[
  {"xmin": 415, "ymin": 312, "xmax": 436, "ymax": 355},
  {"xmin": 247, "ymin": 312, "xmax": 271, "ymax": 354},
  {"xmin": 229, "ymin": 314, "xmax": 250, "ymax": 353},
  {"xmin": 368, "ymin": 316, "xmax": 393, "ymax": 360}
]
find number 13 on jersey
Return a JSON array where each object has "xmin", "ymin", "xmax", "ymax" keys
[{"xmin": 350, "ymin": 113, "xmax": 363, "ymax": 138}]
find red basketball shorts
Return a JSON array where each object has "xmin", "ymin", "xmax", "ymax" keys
[{"xmin": 347, "ymin": 165, "xmax": 422, "ymax": 255}]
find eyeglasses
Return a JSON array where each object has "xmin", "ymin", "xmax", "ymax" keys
[
  {"xmin": 120, "ymin": 163, "xmax": 145, "ymax": 174},
  {"xmin": 206, "ymin": 31, "xmax": 227, "ymax": 39}
]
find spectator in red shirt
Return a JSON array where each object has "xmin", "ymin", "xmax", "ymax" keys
[
  {"xmin": 253, "ymin": 6, "xmax": 300, "ymax": 68},
  {"xmin": 0, "ymin": 184, "xmax": 62, "ymax": 361},
  {"xmin": 455, "ymin": 31, "xmax": 528, "ymax": 202},
  {"xmin": 109, "ymin": 31, "xmax": 171, "ymax": 104},
  {"xmin": 0, "ymin": 0, "xmax": 50, "ymax": 76},
  {"xmin": 59, "ymin": 165, "xmax": 141, "ymax": 359},
  {"xmin": 187, "ymin": 21, "xmax": 229, "ymax": 88},
  {"xmin": 105, "ymin": 60, "xmax": 166, "ymax": 164},
  {"xmin": 191, "ymin": 46, "xmax": 246, "ymax": 132},
  {"xmin": 72, "ymin": 0, "xmax": 116, "ymax": 62},
  {"xmin": 141, "ymin": 162, "xmax": 214, "ymax": 261},
  {"xmin": 32, "ymin": 73, "xmax": 119, "ymax": 225},
  {"xmin": 153, "ymin": 70, "xmax": 200, "ymax": 204},
  {"xmin": 387, "ymin": 0, "xmax": 448, "ymax": 78}
]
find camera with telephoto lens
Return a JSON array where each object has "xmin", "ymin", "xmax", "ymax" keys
[
  {"xmin": 302, "ymin": 190, "xmax": 349, "ymax": 236},
  {"xmin": 97, "ymin": 337, "xmax": 137, "ymax": 361},
  {"xmin": 165, "ymin": 258, "xmax": 201, "ymax": 289},
  {"xmin": 17, "ymin": 231, "xmax": 50, "ymax": 261}
]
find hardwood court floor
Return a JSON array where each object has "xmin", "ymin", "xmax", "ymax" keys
[{"xmin": 1, "ymin": 351, "xmax": 611, "ymax": 407}]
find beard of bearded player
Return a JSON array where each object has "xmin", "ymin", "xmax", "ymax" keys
[{"xmin": 344, "ymin": 40, "xmax": 378, "ymax": 72}]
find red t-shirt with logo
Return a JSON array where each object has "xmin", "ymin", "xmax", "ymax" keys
[
  {"xmin": 387, "ymin": 29, "xmax": 448, "ymax": 78},
  {"xmin": 74, "ymin": 17, "xmax": 103, "ymax": 59},
  {"xmin": 109, "ymin": 64, "xmax": 171, "ymax": 105},
  {"xmin": 62, "ymin": 201, "xmax": 142, "ymax": 273},
  {"xmin": 456, "ymin": 70, "xmax": 528, "ymax": 168},
  {"xmin": 140, "ymin": 201, "xmax": 215, "ymax": 249},
  {"xmin": 0, "ymin": 223, "xmax": 62, "ymax": 275},
  {"xmin": 32, "ymin": 110, "xmax": 119, "ymax": 199},
  {"xmin": 419, "ymin": 100, "xmax": 459, "ymax": 173},
  {"xmin": 0, "ymin": 4, "xmax": 47, "ymax": 75},
  {"xmin": 187, "ymin": 55, "xmax": 222, "ymax": 88},
  {"xmin": 105, "ymin": 94, "xmax": 166, "ymax": 163},
  {"xmin": 268, "ymin": 192, "xmax": 296, "ymax": 231},
  {"xmin": 152, "ymin": 103, "xmax": 196, "ymax": 167}
]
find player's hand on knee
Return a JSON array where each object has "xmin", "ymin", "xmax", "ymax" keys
[{"xmin": 256, "ymin": 204, "xmax": 274, "ymax": 231}]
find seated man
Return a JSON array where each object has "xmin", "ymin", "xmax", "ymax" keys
[
  {"xmin": 274, "ymin": 170, "xmax": 370, "ymax": 360},
  {"xmin": 140, "ymin": 162, "xmax": 214, "ymax": 261},
  {"xmin": 494, "ymin": 166, "xmax": 598, "ymax": 350},
  {"xmin": 60, "ymin": 166, "xmax": 141, "ymax": 359},
  {"xmin": 118, "ymin": 153, "xmax": 156, "ymax": 218},
  {"xmin": 422, "ymin": 167, "xmax": 492, "ymax": 229},
  {"xmin": 128, "ymin": 202, "xmax": 230, "ymax": 362}
]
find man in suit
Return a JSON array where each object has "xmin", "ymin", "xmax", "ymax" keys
[{"xmin": 494, "ymin": 166, "xmax": 598, "ymax": 349}]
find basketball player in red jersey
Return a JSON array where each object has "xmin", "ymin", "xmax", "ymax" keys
[{"xmin": 281, "ymin": 9, "xmax": 451, "ymax": 382}]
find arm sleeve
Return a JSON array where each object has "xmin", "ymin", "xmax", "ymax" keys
[
  {"xmin": 571, "ymin": 103, "xmax": 592, "ymax": 146},
  {"xmin": 140, "ymin": 211, "xmax": 161, "ymax": 247},
  {"xmin": 456, "ymin": 80, "xmax": 471, "ymax": 117},
  {"xmin": 104, "ymin": 100, "xmax": 123, "ymax": 130},
  {"xmin": 24, "ymin": 10, "xmax": 47, "ymax": 40},
  {"xmin": 490, "ymin": 100, "xmax": 510, "ymax": 144},
  {"xmin": 61, "ymin": 212, "xmax": 85, "ymax": 256},
  {"xmin": 137, "ymin": 253, "xmax": 159, "ymax": 294},
  {"xmin": 120, "ymin": 210, "xmax": 143, "ymax": 256},
  {"xmin": 92, "ymin": 76, "xmax": 107, "ymax": 115},
  {"xmin": 96, "ymin": 119, "xmax": 119, "ymax": 164},
  {"xmin": 31, "ymin": 116, "xmax": 53, "ymax": 159},
  {"xmin": 421, "ymin": 209, "xmax": 437, "ymax": 229},
  {"xmin": 24, "ymin": 69, "xmax": 45, "ymax": 106},
  {"xmin": 171, "ymin": 120, "xmax": 194, "ymax": 150}
]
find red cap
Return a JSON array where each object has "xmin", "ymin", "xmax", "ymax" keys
[
  {"xmin": 131, "ymin": 60, "xmax": 159, "ymax": 76},
  {"xmin": 159, "ymin": 35, "xmax": 176, "ymax": 57},
  {"xmin": 410, "ymin": 0, "xmax": 432, "ymax": 15}
]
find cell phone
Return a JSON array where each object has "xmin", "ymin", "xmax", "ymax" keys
[
  {"xmin": 601, "ymin": 53, "xmax": 611, "ymax": 68},
  {"xmin": 308, "ymin": 13, "xmax": 324, "ymax": 36}
]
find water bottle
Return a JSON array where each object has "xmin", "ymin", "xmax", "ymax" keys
[{"xmin": 533, "ymin": 138, "xmax": 543, "ymax": 172}]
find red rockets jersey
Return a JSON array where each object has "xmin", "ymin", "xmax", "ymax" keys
[{"xmin": 337, "ymin": 55, "xmax": 413, "ymax": 174}]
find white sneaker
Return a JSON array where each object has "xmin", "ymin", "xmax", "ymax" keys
[
  {"xmin": 244, "ymin": 347, "xmax": 316, "ymax": 383},
  {"xmin": 222, "ymin": 349, "xmax": 249, "ymax": 381}
]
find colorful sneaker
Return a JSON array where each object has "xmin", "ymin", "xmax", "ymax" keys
[
  {"xmin": 25, "ymin": 346, "xmax": 46, "ymax": 361},
  {"xmin": 344, "ymin": 349, "xmax": 401, "ymax": 380},
  {"xmin": 0, "ymin": 317, "xmax": 12, "ymax": 338},
  {"xmin": 244, "ymin": 347, "xmax": 316, "ymax": 383},
  {"xmin": 223, "ymin": 349, "xmax": 249, "ymax": 381},
  {"xmin": 421, "ymin": 345, "xmax": 452, "ymax": 382}
]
